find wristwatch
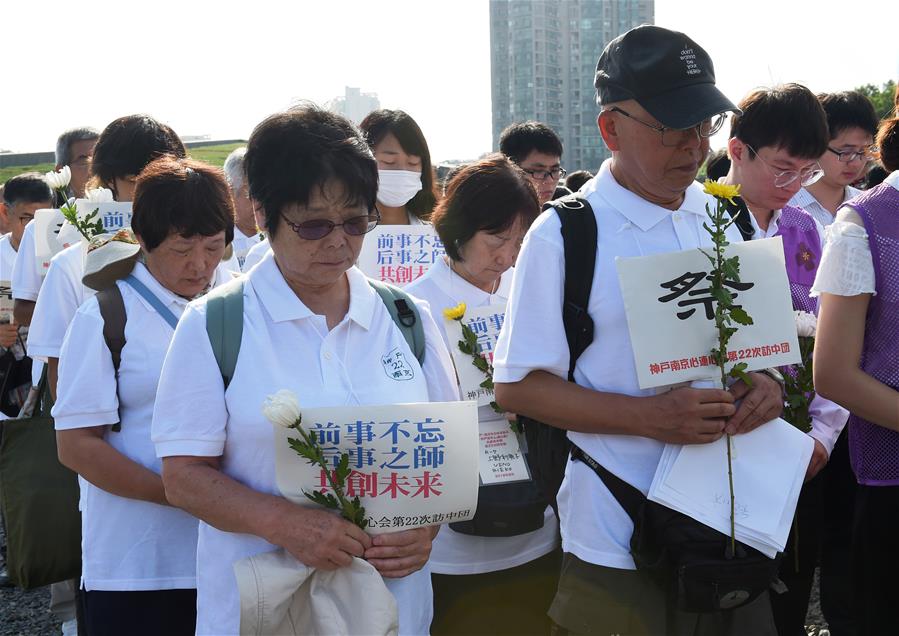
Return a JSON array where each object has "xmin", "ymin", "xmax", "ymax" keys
[{"xmin": 756, "ymin": 367, "xmax": 786, "ymax": 398}]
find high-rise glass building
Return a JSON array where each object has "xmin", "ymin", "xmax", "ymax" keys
[{"xmin": 490, "ymin": 0, "xmax": 654, "ymax": 172}]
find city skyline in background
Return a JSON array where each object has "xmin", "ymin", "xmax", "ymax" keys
[{"xmin": 1, "ymin": 0, "xmax": 897, "ymax": 172}]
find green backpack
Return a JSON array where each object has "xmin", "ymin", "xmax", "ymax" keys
[{"xmin": 204, "ymin": 278, "xmax": 426, "ymax": 388}]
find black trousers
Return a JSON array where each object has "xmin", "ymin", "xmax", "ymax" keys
[
  {"xmin": 820, "ymin": 429, "xmax": 858, "ymax": 636},
  {"xmin": 79, "ymin": 587, "xmax": 196, "ymax": 636},
  {"xmin": 769, "ymin": 471, "xmax": 824, "ymax": 636},
  {"xmin": 852, "ymin": 484, "xmax": 899, "ymax": 636}
]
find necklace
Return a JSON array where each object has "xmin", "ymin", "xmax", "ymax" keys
[{"xmin": 447, "ymin": 257, "xmax": 500, "ymax": 303}]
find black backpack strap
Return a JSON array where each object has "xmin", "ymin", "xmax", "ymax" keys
[
  {"xmin": 570, "ymin": 444, "xmax": 645, "ymax": 522},
  {"xmin": 545, "ymin": 193, "xmax": 597, "ymax": 380},
  {"xmin": 96, "ymin": 284, "xmax": 126, "ymax": 432}
]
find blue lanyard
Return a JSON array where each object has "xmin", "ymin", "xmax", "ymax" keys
[{"xmin": 123, "ymin": 274, "xmax": 179, "ymax": 329}]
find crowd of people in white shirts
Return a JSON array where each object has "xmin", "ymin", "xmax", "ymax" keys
[{"xmin": 1, "ymin": 23, "xmax": 898, "ymax": 636}]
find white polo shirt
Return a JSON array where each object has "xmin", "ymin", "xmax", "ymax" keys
[
  {"xmin": 151, "ymin": 252, "xmax": 459, "ymax": 636},
  {"xmin": 241, "ymin": 236, "xmax": 270, "ymax": 272},
  {"xmin": 406, "ymin": 258, "xmax": 559, "ymax": 574},
  {"xmin": 10, "ymin": 221, "xmax": 42, "ymax": 302},
  {"xmin": 493, "ymin": 160, "xmax": 744, "ymax": 570},
  {"xmin": 231, "ymin": 226, "xmax": 264, "ymax": 268},
  {"xmin": 27, "ymin": 243, "xmax": 90, "ymax": 361},
  {"xmin": 52, "ymin": 262, "xmax": 201, "ymax": 591},
  {"xmin": 789, "ymin": 185, "xmax": 862, "ymax": 228}
]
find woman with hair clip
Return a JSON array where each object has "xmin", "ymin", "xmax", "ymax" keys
[
  {"xmin": 813, "ymin": 86, "xmax": 899, "ymax": 636},
  {"xmin": 359, "ymin": 109, "xmax": 437, "ymax": 225},
  {"xmin": 53, "ymin": 157, "xmax": 236, "ymax": 635}
]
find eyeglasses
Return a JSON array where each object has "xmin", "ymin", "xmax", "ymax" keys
[
  {"xmin": 745, "ymin": 144, "xmax": 824, "ymax": 188},
  {"xmin": 521, "ymin": 167, "xmax": 567, "ymax": 181},
  {"xmin": 826, "ymin": 145, "xmax": 878, "ymax": 163},
  {"xmin": 606, "ymin": 106, "xmax": 727, "ymax": 147},
  {"xmin": 280, "ymin": 211, "xmax": 380, "ymax": 240}
]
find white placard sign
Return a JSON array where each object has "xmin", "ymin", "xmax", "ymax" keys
[
  {"xmin": 274, "ymin": 401, "xmax": 479, "ymax": 534},
  {"xmin": 616, "ymin": 237, "xmax": 800, "ymax": 389},
  {"xmin": 33, "ymin": 202, "xmax": 133, "ymax": 274},
  {"xmin": 477, "ymin": 420, "xmax": 530, "ymax": 485},
  {"xmin": 444, "ymin": 303, "xmax": 506, "ymax": 407},
  {"xmin": 0, "ymin": 280, "xmax": 13, "ymax": 321},
  {"xmin": 358, "ymin": 225, "xmax": 445, "ymax": 286},
  {"xmin": 33, "ymin": 208, "xmax": 68, "ymax": 273}
]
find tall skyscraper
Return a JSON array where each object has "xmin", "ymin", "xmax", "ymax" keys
[{"xmin": 490, "ymin": 0, "xmax": 654, "ymax": 173}]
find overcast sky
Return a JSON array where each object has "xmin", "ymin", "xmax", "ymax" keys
[{"xmin": 2, "ymin": 0, "xmax": 897, "ymax": 161}]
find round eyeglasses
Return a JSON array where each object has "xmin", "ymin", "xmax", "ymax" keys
[
  {"xmin": 826, "ymin": 145, "xmax": 878, "ymax": 163},
  {"xmin": 745, "ymin": 145, "xmax": 824, "ymax": 188},
  {"xmin": 281, "ymin": 211, "xmax": 380, "ymax": 241},
  {"xmin": 606, "ymin": 107, "xmax": 727, "ymax": 147}
]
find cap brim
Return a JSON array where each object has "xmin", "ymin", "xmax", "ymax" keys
[
  {"xmin": 640, "ymin": 82, "xmax": 739, "ymax": 130},
  {"xmin": 82, "ymin": 246, "xmax": 140, "ymax": 291}
]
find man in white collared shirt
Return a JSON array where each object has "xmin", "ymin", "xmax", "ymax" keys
[
  {"xmin": 494, "ymin": 25, "xmax": 784, "ymax": 635},
  {"xmin": 222, "ymin": 147, "xmax": 263, "ymax": 268},
  {"xmin": 789, "ymin": 91, "xmax": 880, "ymax": 227}
]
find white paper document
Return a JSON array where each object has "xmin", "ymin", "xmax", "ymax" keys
[{"xmin": 648, "ymin": 417, "xmax": 813, "ymax": 557}]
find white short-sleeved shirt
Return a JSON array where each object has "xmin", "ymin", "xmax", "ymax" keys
[
  {"xmin": 152, "ymin": 252, "xmax": 459, "ymax": 636},
  {"xmin": 51, "ymin": 262, "xmax": 200, "ymax": 591},
  {"xmin": 406, "ymin": 258, "xmax": 560, "ymax": 575},
  {"xmin": 241, "ymin": 236, "xmax": 270, "ymax": 273},
  {"xmin": 493, "ymin": 160, "xmax": 745, "ymax": 570},
  {"xmin": 1, "ymin": 233, "xmax": 15, "ymax": 280},
  {"xmin": 27, "ymin": 243, "xmax": 90, "ymax": 362},
  {"xmin": 231, "ymin": 226, "xmax": 264, "ymax": 269},
  {"xmin": 789, "ymin": 185, "xmax": 862, "ymax": 228},
  {"xmin": 811, "ymin": 171, "xmax": 899, "ymax": 298},
  {"xmin": 10, "ymin": 221, "xmax": 42, "ymax": 302}
]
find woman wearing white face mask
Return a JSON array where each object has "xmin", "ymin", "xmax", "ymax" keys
[{"xmin": 360, "ymin": 109, "xmax": 437, "ymax": 225}]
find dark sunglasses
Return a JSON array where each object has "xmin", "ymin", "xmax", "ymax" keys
[{"xmin": 281, "ymin": 211, "xmax": 380, "ymax": 241}]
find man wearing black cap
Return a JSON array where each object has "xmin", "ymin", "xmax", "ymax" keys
[{"xmin": 494, "ymin": 25, "xmax": 783, "ymax": 635}]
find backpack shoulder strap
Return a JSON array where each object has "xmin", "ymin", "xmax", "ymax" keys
[
  {"xmin": 205, "ymin": 278, "xmax": 245, "ymax": 389},
  {"xmin": 368, "ymin": 279, "xmax": 426, "ymax": 366},
  {"xmin": 545, "ymin": 193, "xmax": 598, "ymax": 381},
  {"xmin": 96, "ymin": 284, "xmax": 126, "ymax": 432}
]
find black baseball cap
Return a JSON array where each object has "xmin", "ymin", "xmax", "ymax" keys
[{"xmin": 595, "ymin": 25, "xmax": 739, "ymax": 130}]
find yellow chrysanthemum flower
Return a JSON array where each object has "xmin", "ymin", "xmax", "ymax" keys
[
  {"xmin": 442, "ymin": 302, "xmax": 467, "ymax": 321},
  {"xmin": 703, "ymin": 180, "xmax": 741, "ymax": 204}
]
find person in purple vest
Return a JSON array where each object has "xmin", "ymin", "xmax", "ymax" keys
[
  {"xmin": 813, "ymin": 87, "xmax": 899, "ymax": 636},
  {"xmin": 721, "ymin": 83, "xmax": 850, "ymax": 636}
]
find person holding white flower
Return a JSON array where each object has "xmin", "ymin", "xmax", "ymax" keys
[
  {"xmin": 360, "ymin": 109, "xmax": 437, "ymax": 225},
  {"xmin": 52, "ymin": 157, "xmax": 236, "ymax": 636},
  {"xmin": 152, "ymin": 104, "xmax": 459, "ymax": 636},
  {"xmin": 405, "ymin": 154, "xmax": 560, "ymax": 635},
  {"xmin": 27, "ymin": 114, "xmax": 189, "ymax": 401}
]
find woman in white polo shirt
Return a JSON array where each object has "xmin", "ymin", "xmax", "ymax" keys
[
  {"xmin": 151, "ymin": 105, "xmax": 459, "ymax": 636},
  {"xmin": 405, "ymin": 154, "xmax": 560, "ymax": 635},
  {"xmin": 52, "ymin": 157, "xmax": 236, "ymax": 635}
]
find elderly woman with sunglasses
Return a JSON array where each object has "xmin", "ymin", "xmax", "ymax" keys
[{"xmin": 151, "ymin": 105, "xmax": 459, "ymax": 636}]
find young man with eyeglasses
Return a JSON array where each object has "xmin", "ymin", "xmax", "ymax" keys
[
  {"xmin": 790, "ymin": 91, "xmax": 879, "ymax": 227},
  {"xmin": 499, "ymin": 121, "xmax": 567, "ymax": 205},
  {"xmin": 495, "ymin": 25, "xmax": 785, "ymax": 635},
  {"xmin": 722, "ymin": 84, "xmax": 851, "ymax": 636}
]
